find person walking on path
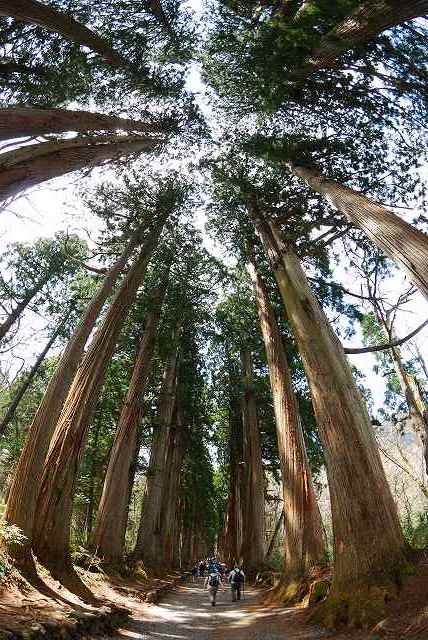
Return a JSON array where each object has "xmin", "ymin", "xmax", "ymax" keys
[
  {"xmin": 204, "ymin": 571, "xmax": 223, "ymax": 607},
  {"xmin": 199, "ymin": 560, "xmax": 206, "ymax": 577},
  {"xmin": 228, "ymin": 566, "xmax": 245, "ymax": 602},
  {"xmin": 191, "ymin": 565, "xmax": 198, "ymax": 582}
]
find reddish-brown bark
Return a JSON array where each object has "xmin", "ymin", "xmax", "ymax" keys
[
  {"xmin": 5, "ymin": 228, "xmax": 143, "ymax": 572},
  {"xmin": 0, "ymin": 0, "xmax": 127, "ymax": 68},
  {"xmin": 247, "ymin": 251, "xmax": 325, "ymax": 576},
  {"xmin": 253, "ymin": 208, "xmax": 407, "ymax": 623},
  {"xmin": 0, "ymin": 106, "xmax": 163, "ymax": 141},
  {"xmin": 92, "ymin": 278, "xmax": 168, "ymax": 563},
  {"xmin": 0, "ymin": 134, "xmax": 161, "ymax": 203},
  {"xmin": 31, "ymin": 221, "xmax": 165, "ymax": 585},
  {"xmin": 287, "ymin": 162, "xmax": 428, "ymax": 302}
]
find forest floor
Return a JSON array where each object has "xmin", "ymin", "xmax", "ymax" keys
[{"xmin": 2, "ymin": 559, "xmax": 428, "ymax": 639}]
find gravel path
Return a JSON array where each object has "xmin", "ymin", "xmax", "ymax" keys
[{"xmin": 109, "ymin": 579, "xmax": 336, "ymax": 640}]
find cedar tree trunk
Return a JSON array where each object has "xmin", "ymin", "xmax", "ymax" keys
[
  {"xmin": 291, "ymin": 0, "xmax": 428, "ymax": 79},
  {"xmin": 0, "ymin": 106, "xmax": 163, "ymax": 141},
  {"xmin": 240, "ymin": 349, "xmax": 266, "ymax": 572},
  {"xmin": 254, "ymin": 211, "xmax": 407, "ymax": 626},
  {"xmin": 0, "ymin": 134, "xmax": 160, "ymax": 203},
  {"xmin": 247, "ymin": 252, "xmax": 325, "ymax": 577},
  {"xmin": 288, "ymin": 162, "xmax": 428, "ymax": 302},
  {"xmin": 0, "ymin": 0, "xmax": 127, "ymax": 68},
  {"xmin": 32, "ymin": 221, "xmax": 164, "ymax": 584},
  {"xmin": 133, "ymin": 331, "xmax": 181, "ymax": 564},
  {"xmin": 92, "ymin": 278, "xmax": 168, "ymax": 563},
  {"xmin": 5, "ymin": 228, "xmax": 142, "ymax": 572}
]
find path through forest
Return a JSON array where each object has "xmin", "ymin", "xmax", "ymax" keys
[{"xmin": 110, "ymin": 580, "xmax": 335, "ymax": 640}]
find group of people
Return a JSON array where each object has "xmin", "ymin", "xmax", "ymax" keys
[{"xmin": 190, "ymin": 557, "xmax": 246, "ymax": 607}]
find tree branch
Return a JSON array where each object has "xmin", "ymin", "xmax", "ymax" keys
[{"xmin": 344, "ymin": 317, "xmax": 428, "ymax": 354}]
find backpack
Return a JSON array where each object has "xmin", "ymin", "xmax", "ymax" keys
[
  {"xmin": 208, "ymin": 573, "xmax": 220, "ymax": 587},
  {"xmin": 231, "ymin": 570, "xmax": 244, "ymax": 584}
]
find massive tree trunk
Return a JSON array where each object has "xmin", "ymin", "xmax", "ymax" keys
[
  {"xmin": 0, "ymin": 106, "xmax": 163, "ymax": 141},
  {"xmin": 0, "ymin": 320, "xmax": 63, "ymax": 436},
  {"xmin": 0, "ymin": 0, "xmax": 127, "ymax": 68},
  {"xmin": 0, "ymin": 134, "xmax": 160, "ymax": 203},
  {"xmin": 246, "ymin": 252, "xmax": 325, "ymax": 577},
  {"xmin": 240, "ymin": 349, "xmax": 266, "ymax": 572},
  {"xmin": 253, "ymin": 209, "xmax": 407, "ymax": 626},
  {"xmin": 290, "ymin": 0, "xmax": 428, "ymax": 79},
  {"xmin": 91, "ymin": 277, "xmax": 168, "ymax": 563},
  {"xmin": 0, "ymin": 275, "xmax": 50, "ymax": 341},
  {"xmin": 31, "ymin": 221, "xmax": 164, "ymax": 591},
  {"xmin": 133, "ymin": 329, "xmax": 181, "ymax": 565},
  {"xmin": 5, "ymin": 228, "xmax": 143, "ymax": 572},
  {"xmin": 159, "ymin": 400, "xmax": 186, "ymax": 567},
  {"xmin": 287, "ymin": 162, "xmax": 428, "ymax": 303}
]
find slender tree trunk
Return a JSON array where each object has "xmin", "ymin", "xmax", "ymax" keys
[
  {"xmin": 133, "ymin": 329, "xmax": 181, "ymax": 564},
  {"xmin": 414, "ymin": 343, "xmax": 428, "ymax": 380},
  {"xmin": 84, "ymin": 421, "xmax": 101, "ymax": 545},
  {"xmin": 247, "ymin": 252, "xmax": 325, "ymax": 577},
  {"xmin": 31, "ymin": 221, "xmax": 164, "ymax": 589},
  {"xmin": 5, "ymin": 227, "xmax": 143, "ymax": 572},
  {"xmin": 223, "ymin": 371, "xmax": 244, "ymax": 565},
  {"xmin": 0, "ymin": 276, "xmax": 49, "ymax": 341},
  {"xmin": 290, "ymin": 0, "xmax": 428, "ymax": 79},
  {"xmin": 0, "ymin": 134, "xmax": 160, "ymax": 203},
  {"xmin": 91, "ymin": 277, "xmax": 168, "ymax": 563},
  {"xmin": 0, "ymin": 0, "xmax": 127, "ymax": 68},
  {"xmin": 240, "ymin": 349, "xmax": 266, "ymax": 572},
  {"xmin": 0, "ymin": 106, "xmax": 163, "ymax": 141},
  {"xmin": 0, "ymin": 320, "xmax": 63, "ymax": 436},
  {"xmin": 253, "ymin": 209, "xmax": 407, "ymax": 625},
  {"xmin": 287, "ymin": 161, "xmax": 428, "ymax": 302},
  {"xmin": 159, "ymin": 400, "xmax": 186, "ymax": 566},
  {"xmin": 265, "ymin": 510, "xmax": 284, "ymax": 561},
  {"xmin": 381, "ymin": 317, "xmax": 428, "ymax": 474}
]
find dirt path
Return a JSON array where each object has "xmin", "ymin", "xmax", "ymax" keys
[{"xmin": 110, "ymin": 579, "xmax": 336, "ymax": 640}]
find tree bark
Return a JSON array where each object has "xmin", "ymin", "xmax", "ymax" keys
[
  {"xmin": 287, "ymin": 161, "xmax": 428, "ymax": 303},
  {"xmin": 133, "ymin": 327, "xmax": 181, "ymax": 564},
  {"xmin": 240, "ymin": 349, "xmax": 266, "ymax": 572},
  {"xmin": 31, "ymin": 220, "xmax": 164, "ymax": 587},
  {"xmin": 290, "ymin": 0, "xmax": 428, "ymax": 79},
  {"xmin": 159, "ymin": 399, "xmax": 186, "ymax": 567},
  {"xmin": 253, "ymin": 209, "xmax": 407, "ymax": 625},
  {"xmin": 91, "ymin": 277, "xmax": 168, "ymax": 563},
  {"xmin": 0, "ymin": 106, "xmax": 163, "ymax": 141},
  {"xmin": 247, "ymin": 252, "xmax": 325, "ymax": 577},
  {"xmin": 265, "ymin": 510, "xmax": 284, "ymax": 561},
  {"xmin": 0, "ymin": 320, "xmax": 63, "ymax": 436},
  {"xmin": 5, "ymin": 227, "xmax": 143, "ymax": 572},
  {"xmin": 0, "ymin": 134, "xmax": 160, "ymax": 203},
  {"xmin": 0, "ymin": 275, "xmax": 50, "ymax": 341},
  {"xmin": 0, "ymin": 0, "xmax": 127, "ymax": 68}
]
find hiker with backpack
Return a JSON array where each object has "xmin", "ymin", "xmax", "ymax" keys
[
  {"xmin": 228, "ymin": 566, "xmax": 245, "ymax": 602},
  {"xmin": 204, "ymin": 571, "xmax": 224, "ymax": 606}
]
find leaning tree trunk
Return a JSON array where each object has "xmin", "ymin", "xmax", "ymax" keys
[
  {"xmin": 0, "ymin": 275, "xmax": 50, "ymax": 341},
  {"xmin": 290, "ymin": 0, "xmax": 428, "ymax": 79},
  {"xmin": 247, "ymin": 252, "xmax": 325, "ymax": 578},
  {"xmin": 0, "ymin": 106, "xmax": 163, "ymax": 141},
  {"xmin": 5, "ymin": 228, "xmax": 143, "ymax": 572},
  {"xmin": 91, "ymin": 277, "xmax": 168, "ymax": 563},
  {"xmin": 240, "ymin": 349, "xmax": 266, "ymax": 573},
  {"xmin": 133, "ymin": 330, "xmax": 181, "ymax": 565},
  {"xmin": 0, "ymin": 134, "xmax": 161, "ymax": 203},
  {"xmin": 32, "ymin": 220, "xmax": 164, "ymax": 593},
  {"xmin": 253, "ymin": 209, "xmax": 407, "ymax": 626},
  {"xmin": 381, "ymin": 317, "xmax": 428, "ymax": 475},
  {"xmin": 0, "ymin": 0, "xmax": 127, "ymax": 68},
  {"xmin": 159, "ymin": 400, "xmax": 186, "ymax": 567},
  {"xmin": 0, "ymin": 319, "xmax": 63, "ymax": 436},
  {"xmin": 287, "ymin": 161, "xmax": 428, "ymax": 303}
]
